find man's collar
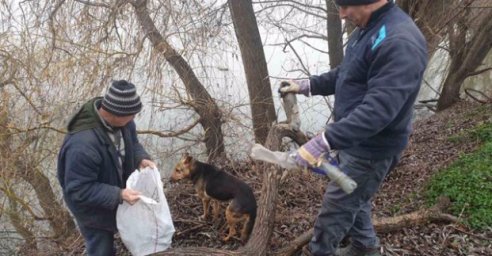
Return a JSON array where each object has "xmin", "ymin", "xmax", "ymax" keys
[
  {"xmin": 365, "ymin": 1, "xmax": 394, "ymax": 28},
  {"xmin": 94, "ymin": 99, "xmax": 117, "ymax": 132}
]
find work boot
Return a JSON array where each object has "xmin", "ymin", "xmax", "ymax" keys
[{"xmin": 335, "ymin": 243, "xmax": 381, "ymax": 256}]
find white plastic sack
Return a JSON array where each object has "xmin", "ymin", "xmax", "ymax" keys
[{"xmin": 117, "ymin": 167, "xmax": 175, "ymax": 256}]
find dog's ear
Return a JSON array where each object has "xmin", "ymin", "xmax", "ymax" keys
[{"xmin": 183, "ymin": 154, "xmax": 193, "ymax": 165}]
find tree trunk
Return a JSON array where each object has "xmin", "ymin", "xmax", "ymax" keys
[
  {"xmin": 20, "ymin": 165, "xmax": 76, "ymax": 240},
  {"xmin": 437, "ymin": 8, "xmax": 492, "ymax": 111},
  {"xmin": 436, "ymin": 66, "xmax": 466, "ymax": 111},
  {"xmin": 7, "ymin": 199, "xmax": 37, "ymax": 251},
  {"xmin": 0, "ymin": 93, "xmax": 75, "ymax": 249},
  {"xmin": 326, "ymin": 0, "xmax": 344, "ymax": 68},
  {"xmin": 228, "ymin": 0, "xmax": 277, "ymax": 145},
  {"xmin": 131, "ymin": 0, "xmax": 225, "ymax": 161},
  {"xmin": 396, "ymin": 1, "xmax": 471, "ymax": 59}
]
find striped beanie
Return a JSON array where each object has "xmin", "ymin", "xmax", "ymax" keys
[
  {"xmin": 335, "ymin": 0, "xmax": 379, "ymax": 5},
  {"xmin": 101, "ymin": 80, "xmax": 142, "ymax": 116}
]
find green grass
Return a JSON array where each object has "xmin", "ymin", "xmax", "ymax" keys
[{"xmin": 425, "ymin": 121, "xmax": 492, "ymax": 230}]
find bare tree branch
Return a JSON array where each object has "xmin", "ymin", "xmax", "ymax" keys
[
  {"xmin": 467, "ymin": 67, "xmax": 492, "ymax": 77},
  {"xmin": 138, "ymin": 118, "xmax": 201, "ymax": 138},
  {"xmin": 73, "ymin": 0, "xmax": 111, "ymax": 8}
]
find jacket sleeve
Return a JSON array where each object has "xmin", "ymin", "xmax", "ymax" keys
[
  {"xmin": 325, "ymin": 38, "xmax": 427, "ymax": 149},
  {"xmin": 63, "ymin": 144, "xmax": 122, "ymax": 210},
  {"xmin": 309, "ymin": 67, "xmax": 339, "ymax": 96}
]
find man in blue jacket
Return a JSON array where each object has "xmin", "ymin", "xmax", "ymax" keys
[
  {"xmin": 280, "ymin": 0, "xmax": 428, "ymax": 255},
  {"xmin": 58, "ymin": 80, "xmax": 155, "ymax": 255}
]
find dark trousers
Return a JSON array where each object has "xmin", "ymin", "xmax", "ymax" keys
[
  {"xmin": 78, "ymin": 224, "xmax": 115, "ymax": 256},
  {"xmin": 308, "ymin": 150, "xmax": 400, "ymax": 256}
]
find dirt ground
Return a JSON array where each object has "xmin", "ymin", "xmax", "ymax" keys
[{"xmin": 164, "ymin": 101, "xmax": 492, "ymax": 256}]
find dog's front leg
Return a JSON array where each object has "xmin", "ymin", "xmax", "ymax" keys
[{"xmin": 198, "ymin": 193, "xmax": 210, "ymax": 220}]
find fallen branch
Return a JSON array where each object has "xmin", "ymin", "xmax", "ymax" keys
[
  {"xmin": 272, "ymin": 197, "xmax": 456, "ymax": 256},
  {"xmin": 373, "ymin": 196, "xmax": 455, "ymax": 232}
]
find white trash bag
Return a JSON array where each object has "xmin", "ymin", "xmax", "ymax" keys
[{"xmin": 117, "ymin": 167, "xmax": 175, "ymax": 256}]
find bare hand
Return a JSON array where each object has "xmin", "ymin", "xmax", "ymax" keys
[
  {"xmin": 139, "ymin": 159, "xmax": 156, "ymax": 170},
  {"xmin": 121, "ymin": 188, "xmax": 141, "ymax": 205}
]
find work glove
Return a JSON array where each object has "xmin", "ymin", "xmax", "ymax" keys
[
  {"xmin": 278, "ymin": 79, "xmax": 310, "ymax": 97},
  {"xmin": 295, "ymin": 133, "xmax": 331, "ymax": 168}
]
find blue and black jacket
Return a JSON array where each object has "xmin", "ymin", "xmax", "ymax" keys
[
  {"xmin": 309, "ymin": 2, "xmax": 428, "ymax": 159},
  {"xmin": 57, "ymin": 97, "xmax": 150, "ymax": 232}
]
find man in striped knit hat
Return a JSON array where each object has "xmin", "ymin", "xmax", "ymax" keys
[{"xmin": 58, "ymin": 80, "xmax": 155, "ymax": 255}]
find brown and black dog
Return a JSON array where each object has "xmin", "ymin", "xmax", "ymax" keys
[{"xmin": 171, "ymin": 153, "xmax": 257, "ymax": 243}]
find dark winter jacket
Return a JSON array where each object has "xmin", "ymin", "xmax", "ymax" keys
[
  {"xmin": 57, "ymin": 97, "xmax": 150, "ymax": 232},
  {"xmin": 309, "ymin": 2, "xmax": 428, "ymax": 159}
]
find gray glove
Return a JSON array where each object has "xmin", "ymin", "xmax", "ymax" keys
[
  {"xmin": 279, "ymin": 80, "xmax": 310, "ymax": 97},
  {"xmin": 296, "ymin": 133, "xmax": 331, "ymax": 168}
]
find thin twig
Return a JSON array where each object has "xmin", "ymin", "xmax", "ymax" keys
[
  {"xmin": 451, "ymin": 226, "xmax": 490, "ymax": 241},
  {"xmin": 175, "ymin": 224, "xmax": 206, "ymax": 237}
]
